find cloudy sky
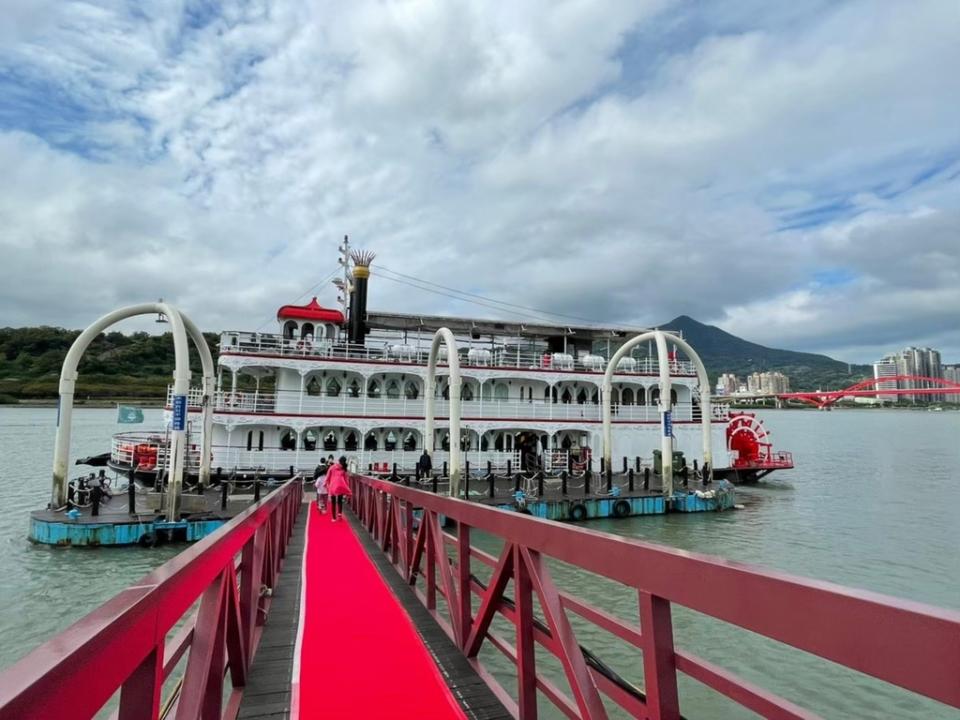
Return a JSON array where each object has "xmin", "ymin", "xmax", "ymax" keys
[{"xmin": 1, "ymin": 0, "xmax": 958, "ymax": 363}]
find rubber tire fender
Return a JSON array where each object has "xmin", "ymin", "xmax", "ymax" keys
[
  {"xmin": 568, "ymin": 503, "xmax": 587, "ymax": 522},
  {"xmin": 612, "ymin": 499, "xmax": 631, "ymax": 518},
  {"xmin": 138, "ymin": 531, "xmax": 157, "ymax": 548}
]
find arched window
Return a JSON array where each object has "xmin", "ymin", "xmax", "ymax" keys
[
  {"xmin": 364, "ymin": 433, "xmax": 378, "ymax": 451},
  {"xmin": 279, "ymin": 430, "xmax": 296, "ymax": 451},
  {"xmin": 544, "ymin": 387, "xmax": 551, "ymax": 400},
  {"xmin": 404, "ymin": 382, "xmax": 419, "ymax": 400},
  {"xmin": 282, "ymin": 320, "xmax": 298, "ymax": 339},
  {"xmin": 441, "ymin": 433, "xmax": 450, "ymax": 451},
  {"xmin": 246, "ymin": 430, "xmax": 254, "ymax": 451},
  {"xmin": 258, "ymin": 431, "xmax": 264, "ymax": 451},
  {"xmin": 462, "ymin": 384, "xmax": 474, "ymax": 401},
  {"xmin": 385, "ymin": 431, "xmax": 397, "ymax": 451},
  {"xmin": 403, "ymin": 433, "xmax": 417, "ymax": 451},
  {"xmin": 622, "ymin": 387, "xmax": 635, "ymax": 405},
  {"xmin": 636, "ymin": 387, "xmax": 646, "ymax": 405},
  {"xmin": 345, "ymin": 432, "xmax": 358, "ymax": 451},
  {"xmin": 441, "ymin": 384, "xmax": 450, "ymax": 400},
  {"xmin": 386, "ymin": 380, "xmax": 400, "ymax": 399},
  {"xmin": 323, "ymin": 432, "xmax": 337, "ymax": 451},
  {"xmin": 481, "ymin": 435, "xmax": 489, "ymax": 451},
  {"xmin": 348, "ymin": 379, "xmax": 361, "ymax": 398},
  {"xmin": 561, "ymin": 387, "xmax": 572, "ymax": 404},
  {"xmin": 591, "ymin": 389, "xmax": 599, "ymax": 404},
  {"xmin": 327, "ymin": 378, "xmax": 341, "ymax": 397},
  {"xmin": 494, "ymin": 434, "xmax": 504, "ymax": 451},
  {"xmin": 303, "ymin": 429, "xmax": 318, "ymax": 451},
  {"xmin": 576, "ymin": 388, "xmax": 587, "ymax": 405},
  {"xmin": 301, "ymin": 322, "xmax": 314, "ymax": 339},
  {"xmin": 306, "ymin": 377, "xmax": 322, "ymax": 396},
  {"xmin": 368, "ymin": 380, "xmax": 381, "ymax": 398}
]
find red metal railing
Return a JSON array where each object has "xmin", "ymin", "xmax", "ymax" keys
[
  {"xmin": 0, "ymin": 480, "xmax": 302, "ymax": 720},
  {"xmin": 349, "ymin": 473, "xmax": 960, "ymax": 719}
]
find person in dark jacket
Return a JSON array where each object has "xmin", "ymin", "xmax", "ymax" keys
[{"xmin": 417, "ymin": 450, "xmax": 432, "ymax": 479}]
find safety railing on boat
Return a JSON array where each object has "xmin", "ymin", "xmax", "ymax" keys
[
  {"xmin": 218, "ymin": 331, "xmax": 698, "ymax": 376},
  {"xmin": 348, "ymin": 474, "xmax": 960, "ymax": 720},
  {"xmin": 0, "ymin": 479, "xmax": 302, "ymax": 720},
  {"xmin": 166, "ymin": 387, "xmax": 729, "ymax": 423},
  {"xmin": 111, "ymin": 431, "xmax": 202, "ymax": 472}
]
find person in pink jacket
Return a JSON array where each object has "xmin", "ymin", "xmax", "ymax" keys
[{"xmin": 325, "ymin": 456, "xmax": 352, "ymax": 521}]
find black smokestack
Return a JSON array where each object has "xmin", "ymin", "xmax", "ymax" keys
[{"xmin": 349, "ymin": 250, "xmax": 375, "ymax": 345}]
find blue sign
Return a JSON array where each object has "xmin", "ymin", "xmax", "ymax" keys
[
  {"xmin": 663, "ymin": 411, "xmax": 673, "ymax": 438},
  {"xmin": 172, "ymin": 394, "xmax": 188, "ymax": 431}
]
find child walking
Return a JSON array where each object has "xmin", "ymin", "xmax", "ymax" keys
[
  {"xmin": 314, "ymin": 471, "xmax": 328, "ymax": 514},
  {"xmin": 325, "ymin": 456, "xmax": 352, "ymax": 521}
]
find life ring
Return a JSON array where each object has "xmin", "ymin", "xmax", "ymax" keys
[
  {"xmin": 612, "ymin": 499, "xmax": 631, "ymax": 518},
  {"xmin": 568, "ymin": 503, "xmax": 587, "ymax": 522}
]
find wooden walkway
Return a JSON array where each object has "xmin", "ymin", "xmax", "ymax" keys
[{"xmin": 237, "ymin": 499, "xmax": 508, "ymax": 719}]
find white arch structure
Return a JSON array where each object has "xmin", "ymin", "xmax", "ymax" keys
[
  {"xmin": 602, "ymin": 330, "xmax": 712, "ymax": 497},
  {"xmin": 51, "ymin": 303, "xmax": 215, "ymax": 521},
  {"xmin": 424, "ymin": 328, "xmax": 462, "ymax": 497}
]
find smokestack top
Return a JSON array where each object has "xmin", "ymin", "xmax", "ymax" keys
[{"xmin": 350, "ymin": 250, "xmax": 376, "ymax": 278}]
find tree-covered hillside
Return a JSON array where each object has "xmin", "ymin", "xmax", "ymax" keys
[
  {"xmin": 0, "ymin": 327, "xmax": 219, "ymax": 402},
  {"xmin": 661, "ymin": 316, "xmax": 871, "ymax": 391}
]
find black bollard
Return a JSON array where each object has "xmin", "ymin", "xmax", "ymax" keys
[
  {"xmin": 289, "ymin": 465, "xmax": 295, "ymax": 478},
  {"xmin": 635, "ymin": 456, "xmax": 641, "ymax": 472},
  {"xmin": 254, "ymin": 479, "xmax": 261, "ymax": 502},
  {"xmin": 506, "ymin": 460, "xmax": 512, "ymax": 477},
  {"xmin": 432, "ymin": 474, "xmax": 438, "ymax": 494},
  {"xmin": 489, "ymin": 472, "xmax": 495, "ymax": 498},
  {"xmin": 404, "ymin": 473, "xmax": 410, "ymax": 487},
  {"xmin": 643, "ymin": 467, "xmax": 650, "ymax": 490},
  {"xmin": 703, "ymin": 462, "xmax": 711, "ymax": 485},
  {"xmin": 585, "ymin": 469, "xmax": 592, "ymax": 496},
  {"xmin": 391, "ymin": 463, "xmax": 399, "ymax": 482},
  {"xmin": 622, "ymin": 457, "xmax": 628, "ymax": 474},
  {"xmin": 682, "ymin": 468, "xmax": 689, "ymax": 489},
  {"xmin": 91, "ymin": 485, "xmax": 101, "ymax": 517},
  {"xmin": 561, "ymin": 471, "xmax": 568, "ymax": 495},
  {"xmin": 628, "ymin": 468, "xmax": 635, "ymax": 492},
  {"xmin": 368, "ymin": 463, "xmax": 373, "ymax": 473},
  {"xmin": 465, "ymin": 461, "xmax": 471, "ymax": 499},
  {"xmin": 600, "ymin": 457, "xmax": 605, "ymax": 476},
  {"xmin": 514, "ymin": 473, "xmax": 521, "ymax": 493},
  {"xmin": 537, "ymin": 473, "xmax": 544, "ymax": 496},
  {"xmin": 221, "ymin": 481, "xmax": 229, "ymax": 510},
  {"xmin": 443, "ymin": 461, "xmax": 448, "ymax": 479},
  {"xmin": 487, "ymin": 460, "xmax": 492, "ymax": 477},
  {"xmin": 128, "ymin": 481, "xmax": 136, "ymax": 515},
  {"xmin": 693, "ymin": 459, "xmax": 699, "ymax": 476}
]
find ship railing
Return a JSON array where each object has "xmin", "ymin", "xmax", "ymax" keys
[
  {"xmin": 0, "ymin": 479, "xmax": 303, "ymax": 720},
  {"xmin": 218, "ymin": 331, "xmax": 697, "ymax": 376},
  {"xmin": 349, "ymin": 473, "xmax": 960, "ymax": 720},
  {"xmin": 168, "ymin": 387, "xmax": 712, "ymax": 423},
  {"xmin": 110, "ymin": 432, "xmax": 202, "ymax": 472}
]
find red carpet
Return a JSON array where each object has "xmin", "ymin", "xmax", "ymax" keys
[{"xmin": 295, "ymin": 507, "xmax": 467, "ymax": 719}]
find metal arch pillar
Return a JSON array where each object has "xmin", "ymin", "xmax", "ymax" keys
[
  {"xmin": 425, "ymin": 328, "xmax": 462, "ymax": 497},
  {"xmin": 179, "ymin": 313, "xmax": 216, "ymax": 488},
  {"xmin": 602, "ymin": 330, "xmax": 714, "ymax": 495}
]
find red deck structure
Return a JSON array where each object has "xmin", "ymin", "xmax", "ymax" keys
[{"xmin": 1, "ymin": 477, "xmax": 958, "ymax": 719}]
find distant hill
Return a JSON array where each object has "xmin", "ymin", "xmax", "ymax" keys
[{"xmin": 660, "ymin": 316, "xmax": 870, "ymax": 392}]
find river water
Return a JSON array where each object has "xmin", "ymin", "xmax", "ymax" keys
[{"xmin": 1, "ymin": 407, "xmax": 958, "ymax": 718}]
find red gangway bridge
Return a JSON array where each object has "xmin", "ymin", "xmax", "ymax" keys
[
  {"xmin": 734, "ymin": 374, "xmax": 960, "ymax": 410},
  {"xmin": 0, "ymin": 477, "xmax": 958, "ymax": 720}
]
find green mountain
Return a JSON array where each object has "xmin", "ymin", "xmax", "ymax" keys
[{"xmin": 660, "ymin": 316, "xmax": 870, "ymax": 391}]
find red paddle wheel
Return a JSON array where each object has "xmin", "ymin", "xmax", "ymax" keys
[{"xmin": 723, "ymin": 412, "xmax": 794, "ymax": 482}]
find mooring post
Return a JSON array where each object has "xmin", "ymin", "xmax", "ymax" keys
[
  {"xmin": 464, "ymin": 461, "xmax": 470, "ymax": 499},
  {"xmin": 220, "ymin": 481, "xmax": 228, "ymax": 510},
  {"xmin": 600, "ymin": 457, "xmax": 605, "ymax": 476},
  {"xmin": 629, "ymin": 468, "xmax": 635, "ymax": 492},
  {"xmin": 432, "ymin": 474, "xmax": 438, "ymax": 494},
  {"xmin": 443, "ymin": 461, "xmax": 448, "ymax": 479},
  {"xmin": 254, "ymin": 479, "xmax": 261, "ymax": 502},
  {"xmin": 289, "ymin": 464, "xmax": 294, "ymax": 478},
  {"xmin": 561, "ymin": 471, "xmax": 568, "ymax": 495},
  {"xmin": 488, "ymin": 472, "xmax": 495, "ymax": 498},
  {"xmin": 537, "ymin": 473, "xmax": 544, "ymax": 496},
  {"xmin": 392, "ymin": 463, "xmax": 399, "ymax": 482},
  {"xmin": 703, "ymin": 462, "xmax": 711, "ymax": 485},
  {"xmin": 127, "ymin": 481, "xmax": 136, "ymax": 515},
  {"xmin": 644, "ymin": 467, "xmax": 650, "ymax": 490},
  {"xmin": 514, "ymin": 473, "xmax": 521, "ymax": 493},
  {"xmin": 506, "ymin": 459, "xmax": 512, "ymax": 477},
  {"xmin": 91, "ymin": 485, "xmax": 101, "ymax": 517},
  {"xmin": 622, "ymin": 457, "xmax": 628, "ymax": 474},
  {"xmin": 487, "ymin": 460, "xmax": 492, "ymax": 476},
  {"xmin": 585, "ymin": 469, "xmax": 592, "ymax": 496},
  {"xmin": 635, "ymin": 456, "xmax": 641, "ymax": 472},
  {"xmin": 682, "ymin": 467, "xmax": 689, "ymax": 489}
]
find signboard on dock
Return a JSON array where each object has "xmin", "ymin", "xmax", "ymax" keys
[
  {"xmin": 172, "ymin": 395, "xmax": 187, "ymax": 431},
  {"xmin": 663, "ymin": 411, "xmax": 672, "ymax": 437}
]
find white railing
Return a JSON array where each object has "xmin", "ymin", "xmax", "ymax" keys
[
  {"xmin": 110, "ymin": 432, "xmax": 202, "ymax": 472},
  {"xmin": 169, "ymin": 387, "xmax": 703, "ymax": 422},
  {"xmin": 218, "ymin": 331, "xmax": 697, "ymax": 376}
]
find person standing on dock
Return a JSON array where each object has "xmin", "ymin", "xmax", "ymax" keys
[{"xmin": 326, "ymin": 456, "xmax": 352, "ymax": 522}]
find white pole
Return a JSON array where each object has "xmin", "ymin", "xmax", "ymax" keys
[{"xmin": 426, "ymin": 328, "xmax": 461, "ymax": 496}]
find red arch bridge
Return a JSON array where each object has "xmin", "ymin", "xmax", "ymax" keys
[
  {"xmin": 774, "ymin": 375, "xmax": 960, "ymax": 409},
  {"xmin": 0, "ymin": 477, "xmax": 958, "ymax": 719}
]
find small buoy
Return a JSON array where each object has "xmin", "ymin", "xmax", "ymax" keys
[{"xmin": 734, "ymin": 504, "xmax": 745, "ymax": 510}]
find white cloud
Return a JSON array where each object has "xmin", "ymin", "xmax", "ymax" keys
[{"xmin": 0, "ymin": 0, "xmax": 958, "ymax": 363}]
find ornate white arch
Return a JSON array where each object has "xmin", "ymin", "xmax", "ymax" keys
[
  {"xmin": 602, "ymin": 330, "xmax": 713, "ymax": 497},
  {"xmin": 425, "ymin": 328, "xmax": 462, "ymax": 497},
  {"xmin": 52, "ymin": 303, "xmax": 214, "ymax": 520}
]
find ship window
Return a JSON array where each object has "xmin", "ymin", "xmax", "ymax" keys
[
  {"xmin": 368, "ymin": 380, "xmax": 381, "ymax": 398},
  {"xmin": 403, "ymin": 433, "xmax": 417, "ymax": 451},
  {"xmin": 462, "ymin": 384, "xmax": 474, "ymax": 401},
  {"xmin": 622, "ymin": 388, "xmax": 634, "ymax": 405},
  {"xmin": 386, "ymin": 380, "xmax": 400, "ymax": 399},
  {"xmin": 576, "ymin": 389, "xmax": 587, "ymax": 405},
  {"xmin": 494, "ymin": 434, "xmax": 504, "ymax": 451},
  {"xmin": 591, "ymin": 390, "xmax": 599, "ymax": 404},
  {"xmin": 282, "ymin": 320, "xmax": 297, "ymax": 339},
  {"xmin": 481, "ymin": 435, "xmax": 489, "ymax": 451},
  {"xmin": 671, "ymin": 389, "xmax": 678, "ymax": 404},
  {"xmin": 327, "ymin": 378, "xmax": 341, "ymax": 397},
  {"xmin": 302, "ymin": 322, "xmax": 314, "ymax": 339},
  {"xmin": 303, "ymin": 429, "xmax": 318, "ymax": 451},
  {"xmin": 246, "ymin": 431, "xmax": 253, "ymax": 451},
  {"xmin": 258, "ymin": 431, "xmax": 264, "ymax": 451},
  {"xmin": 306, "ymin": 377, "xmax": 322, "ymax": 396},
  {"xmin": 279, "ymin": 430, "xmax": 296, "ymax": 451},
  {"xmin": 345, "ymin": 432, "xmax": 358, "ymax": 451},
  {"xmin": 404, "ymin": 382, "xmax": 419, "ymax": 400},
  {"xmin": 561, "ymin": 387, "xmax": 572, "ymax": 404},
  {"xmin": 323, "ymin": 432, "xmax": 337, "ymax": 451},
  {"xmin": 385, "ymin": 431, "xmax": 397, "ymax": 451},
  {"xmin": 544, "ymin": 387, "xmax": 550, "ymax": 400},
  {"xmin": 441, "ymin": 384, "xmax": 449, "ymax": 400},
  {"xmin": 441, "ymin": 433, "xmax": 450, "ymax": 451},
  {"xmin": 364, "ymin": 433, "xmax": 378, "ymax": 451},
  {"xmin": 348, "ymin": 379, "xmax": 361, "ymax": 398},
  {"xmin": 636, "ymin": 387, "xmax": 646, "ymax": 405}
]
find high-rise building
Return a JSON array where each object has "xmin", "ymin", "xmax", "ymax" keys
[
  {"xmin": 875, "ymin": 347, "xmax": 945, "ymax": 403},
  {"xmin": 716, "ymin": 373, "xmax": 739, "ymax": 396},
  {"xmin": 873, "ymin": 357, "xmax": 898, "ymax": 402}
]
